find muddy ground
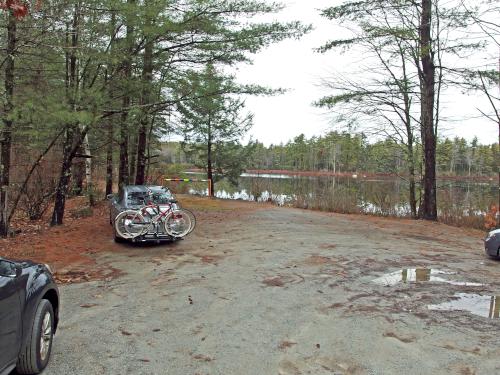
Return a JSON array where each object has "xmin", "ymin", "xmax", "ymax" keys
[{"xmin": 3, "ymin": 196, "xmax": 500, "ymax": 375}]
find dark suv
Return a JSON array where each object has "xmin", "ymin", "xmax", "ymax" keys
[{"xmin": 0, "ymin": 257, "xmax": 59, "ymax": 375}]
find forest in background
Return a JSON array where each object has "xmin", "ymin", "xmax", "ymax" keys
[
  {"xmin": 0, "ymin": 0, "xmax": 307, "ymax": 235},
  {"xmin": 161, "ymin": 133, "xmax": 498, "ymax": 179},
  {"xmin": 0, "ymin": 0, "xmax": 498, "ymax": 235}
]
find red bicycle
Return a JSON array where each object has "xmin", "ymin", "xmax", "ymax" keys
[{"xmin": 114, "ymin": 200, "xmax": 195, "ymax": 239}]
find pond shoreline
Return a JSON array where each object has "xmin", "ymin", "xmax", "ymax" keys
[
  {"xmin": 186, "ymin": 168, "xmax": 498, "ymax": 182},
  {"xmin": 180, "ymin": 172, "xmax": 497, "ymax": 230}
]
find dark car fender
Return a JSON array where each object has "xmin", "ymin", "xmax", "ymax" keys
[{"xmin": 18, "ymin": 265, "xmax": 60, "ymax": 349}]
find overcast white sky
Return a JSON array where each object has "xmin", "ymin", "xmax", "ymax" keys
[{"xmin": 233, "ymin": 0, "xmax": 498, "ymax": 146}]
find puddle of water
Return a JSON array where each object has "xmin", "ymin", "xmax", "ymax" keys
[
  {"xmin": 428, "ymin": 293, "xmax": 500, "ymax": 319},
  {"xmin": 372, "ymin": 268, "xmax": 483, "ymax": 287}
]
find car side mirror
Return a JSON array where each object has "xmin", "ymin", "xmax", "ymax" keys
[
  {"xmin": 107, "ymin": 194, "xmax": 115, "ymax": 201},
  {"xmin": 15, "ymin": 265, "xmax": 22, "ymax": 278}
]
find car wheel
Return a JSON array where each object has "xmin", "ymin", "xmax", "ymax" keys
[
  {"xmin": 114, "ymin": 235, "xmax": 126, "ymax": 243},
  {"xmin": 17, "ymin": 299, "xmax": 54, "ymax": 374},
  {"xmin": 113, "ymin": 227, "xmax": 126, "ymax": 243}
]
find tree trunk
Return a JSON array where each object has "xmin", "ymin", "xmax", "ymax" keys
[
  {"xmin": 135, "ymin": 16, "xmax": 154, "ymax": 185},
  {"xmin": 81, "ymin": 131, "xmax": 94, "ymax": 205},
  {"xmin": 105, "ymin": 117, "xmax": 114, "ymax": 196},
  {"xmin": 105, "ymin": 14, "xmax": 116, "ymax": 196},
  {"xmin": 402, "ymin": 57, "xmax": 417, "ymax": 219},
  {"xmin": 129, "ymin": 131, "xmax": 137, "ymax": 181},
  {"xmin": 72, "ymin": 127, "xmax": 85, "ymax": 195},
  {"xmin": 135, "ymin": 119, "xmax": 148, "ymax": 185},
  {"xmin": 408, "ymin": 147, "xmax": 418, "ymax": 219},
  {"xmin": 419, "ymin": 0, "xmax": 437, "ymax": 220},
  {"xmin": 0, "ymin": 12, "xmax": 16, "ymax": 237},
  {"xmin": 207, "ymin": 117, "xmax": 214, "ymax": 197},
  {"xmin": 118, "ymin": 0, "xmax": 135, "ymax": 194},
  {"xmin": 51, "ymin": 3, "xmax": 80, "ymax": 226},
  {"xmin": 119, "ymin": 108, "xmax": 130, "ymax": 193},
  {"xmin": 405, "ymin": 98, "xmax": 417, "ymax": 219},
  {"xmin": 145, "ymin": 115, "xmax": 155, "ymax": 180},
  {"xmin": 72, "ymin": 143, "xmax": 85, "ymax": 195},
  {"xmin": 51, "ymin": 127, "xmax": 76, "ymax": 226}
]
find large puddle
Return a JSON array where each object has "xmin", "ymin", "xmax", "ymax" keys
[
  {"xmin": 428, "ymin": 293, "xmax": 500, "ymax": 319},
  {"xmin": 372, "ymin": 268, "xmax": 483, "ymax": 287}
]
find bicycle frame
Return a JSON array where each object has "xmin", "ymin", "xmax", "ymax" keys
[{"xmin": 138, "ymin": 202, "xmax": 173, "ymax": 233}]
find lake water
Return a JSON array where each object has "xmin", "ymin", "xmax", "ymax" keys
[{"xmin": 182, "ymin": 173, "xmax": 497, "ymax": 227}]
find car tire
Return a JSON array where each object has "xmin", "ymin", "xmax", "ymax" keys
[
  {"xmin": 114, "ymin": 235, "xmax": 126, "ymax": 243},
  {"xmin": 17, "ymin": 299, "xmax": 54, "ymax": 375},
  {"xmin": 113, "ymin": 228, "xmax": 126, "ymax": 243}
]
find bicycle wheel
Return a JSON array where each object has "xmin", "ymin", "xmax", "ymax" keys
[
  {"xmin": 163, "ymin": 209, "xmax": 192, "ymax": 238},
  {"xmin": 181, "ymin": 208, "xmax": 197, "ymax": 234},
  {"xmin": 114, "ymin": 210, "xmax": 148, "ymax": 239}
]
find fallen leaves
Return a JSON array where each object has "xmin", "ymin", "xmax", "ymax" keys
[
  {"xmin": 263, "ymin": 276, "xmax": 285, "ymax": 287},
  {"xmin": 79, "ymin": 303, "xmax": 98, "ymax": 308},
  {"xmin": 119, "ymin": 329, "xmax": 133, "ymax": 336},
  {"xmin": 54, "ymin": 270, "xmax": 90, "ymax": 284},
  {"xmin": 0, "ymin": 0, "xmax": 29, "ymax": 19},
  {"xmin": 278, "ymin": 341, "xmax": 297, "ymax": 350},
  {"xmin": 383, "ymin": 331, "xmax": 416, "ymax": 344},
  {"xmin": 192, "ymin": 354, "xmax": 213, "ymax": 362},
  {"xmin": 262, "ymin": 274, "xmax": 305, "ymax": 287}
]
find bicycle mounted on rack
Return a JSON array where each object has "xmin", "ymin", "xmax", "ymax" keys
[{"xmin": 114, "ymin": 188, "xmax": 196, "ymax": 241}]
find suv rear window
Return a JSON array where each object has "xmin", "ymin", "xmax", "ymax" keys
[{"xmin": 126, "ymin": 189, "xmax": 173, "ymax": 206}]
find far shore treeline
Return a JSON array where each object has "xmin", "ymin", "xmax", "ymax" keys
[{"xmin": 161, "ymin": 133, "xmax": 498, "ymax": 179}]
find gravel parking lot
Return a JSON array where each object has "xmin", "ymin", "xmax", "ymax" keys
[{"xmin": 42, "ymin": 199, "xmax": 500, "ymax": 375}]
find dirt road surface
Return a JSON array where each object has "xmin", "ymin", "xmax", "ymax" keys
[{"xmin": 15, "ymin": 197, "xmax": 500, "ymax": 374}]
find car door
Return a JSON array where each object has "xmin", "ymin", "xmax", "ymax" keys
[{"xmin": 0, "ymin": 260, "xmax": 22, "ymax": 370}]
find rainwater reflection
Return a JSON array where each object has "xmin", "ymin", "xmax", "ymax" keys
[
  {"xmin": 428, "ymin": 293, "xmax": 500, "ymax": 319},
  {"xmin": 372, "ymin": 269, "xmax": 483, "ymax": 287}
]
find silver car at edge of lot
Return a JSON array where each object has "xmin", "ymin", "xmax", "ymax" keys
[
  {"xmin": 485, "ymin": 228, "xmax": 500, "ymax": 258},
  {"xmin": 108, "ymin": 185, "xmax": 180, "ymax": 243}
]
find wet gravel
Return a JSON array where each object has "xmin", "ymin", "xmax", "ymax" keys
[{"xmin": 42, "ymin": 203, "xmax": 500, "ymax": 375}]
